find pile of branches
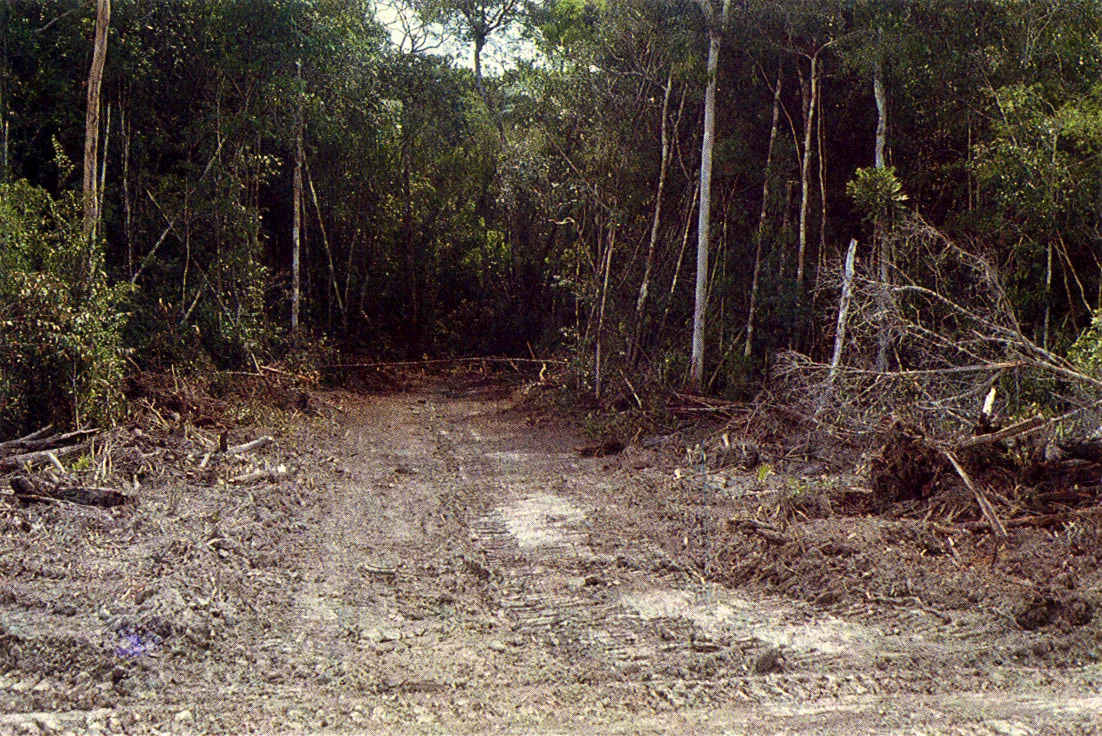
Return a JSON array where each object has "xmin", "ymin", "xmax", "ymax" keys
[
  {"xmin": 0, "ymin": 426, "xmax": 101, "ymax": 473},
  {"xmin": 0, "ymin": 425, "xmax": 133, "ymax": 507},
  {"xmin": 775, "ymin": 215, "xmax": 1102, "ymax": 529}
]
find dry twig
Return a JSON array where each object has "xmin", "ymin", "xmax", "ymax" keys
[{"xmin": 943, "ymin": 450, "xmax": 1007, "ymax": 538}]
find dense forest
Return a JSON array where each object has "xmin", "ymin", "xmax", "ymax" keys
[{"xmin": 2, "ymin": 0, "xmax": 1102, "ymax": 435}]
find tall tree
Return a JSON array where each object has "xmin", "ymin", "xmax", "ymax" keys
[
  {"xmin": 423, "ymin": 0, "xmax": 521, "ymax": 139},
  {"xmin": 744, "ymin": 63, "xmax": 783, "ymax": 359},
  {"xmin": 82, "ymin": 0, "xmax": 110, "ymax": 244},
  {"xmin": 690, "ymin": 0, "xmax": 731, "ymax": 391},
  {"xmin": 872, "ymin": 30, "xmax": 891, "ymax": 370},
  {"xmin": 629, "ymin": 71, "xmax": 676, "ymax": 366},
  {"xmin": 291, "ymin": 58, "xmax": 305, "ymax": 334}
]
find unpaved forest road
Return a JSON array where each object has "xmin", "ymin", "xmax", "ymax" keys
[{"xmin": 2, "ymin": 379, "xmax": 1101, "ymax": 734}]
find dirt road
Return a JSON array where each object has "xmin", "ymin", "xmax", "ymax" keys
[{"xmin": 2, "ymin": 378, "xmax": 1100, "ymax": 734}]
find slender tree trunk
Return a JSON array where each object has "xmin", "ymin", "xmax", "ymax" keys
[
  {"xmin": 967, "ymin": 112, "xmax": 974, "ymax": 211},
  {"xmin": 818, "ymin": 237, "xmax": 858, "ymax": 413},
  {"xmin": 472, "ymin": 34, "xmax": 505, "ymax": 142},
  {"xmin": 121, "ymin": 103, "xmax": 133, "ymax": 278},
  {"xmin": 816, "ymin": 74, "xmax": 827, "ymax": 264},
  {"xmin": 745, "ymin": 65, "xmax": 783, "ymax": 359},
  {"xmin": 630, "ymin": 72, "xmax": 674, "ymax": 366},
  {"xmin": 401, "ymin": 131, "xmax": 419, "ymax": 357},
  {"xmin": 873, "ymin": 49, "xmax": 892, "ymax": 371},
  {"xmin": 778, "ymin": 180, "xmax": 795, "ymax": 278},
  {"xmin": 291, "ymin": 59, "xmax": 304, "ymax": 333},
  {"xmin": 874, "ymin": 218, "xmax": 892, "ymax": 371},
  {"xmin": 874, "ymin": 54, "xmax": 887, "ymax": 169},
  {"xmin": 659, "ymin": 179, "xmax": 699, "ymax": 341},
  {"xmin": 1, "ymin": 35, "xmax": 8, "ymax": 183},
  {"xmin": 342, "ymin": 228, "xmax": 358, "ymax": 334},
  {"xmin": 82, "ymin": 0, "xmax": 110, "ymax": 247},
  {"xmin": 98, "ymin": 105, "xmax": 110, "ymax": 220},
  {"xmin": 1043, "ymin": 240, "xmax": 1053, "ymax": 349},
  {"xmin": 796, "ymin": 50, "xmax": 819, "ymax": 291},
  {"xmin": 594, "ymin": 224, "xmax": 616, "ymax": 400},
  {"xmin": 304, "ymin": 154, "xmax": 345, "ymax": 325},
  {"xmin": 1, "ymin": 99, "xmax": 7, "ymax": 183},
  {"xmin": 690, "ymin": 0, "xmax": 731, "ymax": 391}
]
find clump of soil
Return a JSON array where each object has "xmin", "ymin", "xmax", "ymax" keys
[
  {"xmin": 638, "ymin": 414, "xmax": 1102, "ymax": 674},
  {"xmin": 125, "ymin": 371, "xmax": 228, "ymax": 425},
  {"xmin": 127, "ymin": 369, "xmax": 324, "ymax": 427},
  {"xmin": 866, "ymin": 424, "xmax": 944, "ymax": 511}
]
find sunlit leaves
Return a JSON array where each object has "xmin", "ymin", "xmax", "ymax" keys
[
  {"xmin": 0, "ymin": 180, "xmax": 129, "ymax": 431},
  {"xmin": 847, "ymin": 166, "xmax": 908, "ymax": 222}
]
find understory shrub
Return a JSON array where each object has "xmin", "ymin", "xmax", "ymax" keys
[{"xmin": 0, "ymin": 178, "xmax": 129, "ymax": 434}]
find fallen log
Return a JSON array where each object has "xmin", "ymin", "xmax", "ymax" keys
[
  {"xmin": 955, "ymin": 415, "xmax": 1048, "ymax": 450},
  {"xmin": 0, "ymin": 428, "xmax": 100, "ymax": 456},
  {"xmin": 229, "ymin": 465, "xmax": 288, "ymax": 485},
  {"xmin": 8, "ymin": 476, "xmax": 132, "ymax": 508},
  {"xmin": 943, "ymin": 450, "xmax": 1008, "ymax": 538},
  {"xmin": 223, "ymin": 436, "xmax": 273, "ymax": 455},
  {"xmin": 0, "ymin": 444, "xmax": 88, "ymax": 472},
  {"xmin": 961, "ymin": 506, "xmax": 1102, "ymax": 532},
  {"xmin": 0, "ymin": 425, "xmax": 55, "ymax": 453}
]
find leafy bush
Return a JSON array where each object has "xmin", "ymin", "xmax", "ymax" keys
[
  {"xmin": 1069, "ymin": 308, "xmax": 1102, "ymax": 379},
  {"xmin": 846, "ymin": 166, "xmax": 908, "ymax": 222},
  {"xmin": 0, "ymin": 178, "xmax": 129, "ymax": 434}
]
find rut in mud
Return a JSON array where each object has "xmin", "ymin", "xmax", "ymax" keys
[{"xmin": 1, "ymin": 377, "xmax": 1101, "ymax": 734}]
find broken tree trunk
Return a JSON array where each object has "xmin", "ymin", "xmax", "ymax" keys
[
  {"xmin": 0, "ymin": 444, "xmax": 90, "ymax": 472},
  {"xmin": 8, "ymin": 476, "xmax": 131, "ymax": 508},
  {"xmin": 222, "ymin": 436, "xmax": 273, "ymax": 456},
  {"xmin": 816, "ymin": 238, "xmax": 858, "ymax": 415},
  {"xmin": 0, "ymin": 428, "xmax": 100, "ymax": 455}
]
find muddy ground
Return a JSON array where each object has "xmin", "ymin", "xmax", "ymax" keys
[{"xmin": 1, "ymin": 372, "xmax": 1101, "ymax": 734}]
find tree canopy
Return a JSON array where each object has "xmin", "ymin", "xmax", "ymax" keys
[{"xmin": 2, "ymin": 0, "xmax": 1101, "ymax": 432}]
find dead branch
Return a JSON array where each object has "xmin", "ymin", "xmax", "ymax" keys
[
  {"xmin": 728, "ymin": 518, "xmax": 789, "ymax": 545},
  {"xmin": 45, "ymin": 451, "xmax": 67, "ymax": 474},
  {"xmin": 260, "ymin": 365, "xmax": 315, "ymax": 382},
  {"xmin": 229, "ymin": 466, "xmax": 288, "ymax": 485},
  {"xmin": 0, "ymin": 444, "xmax": 89, "ymax": 472},
  {"xmin": 959, "ymin": 506, "xmax": 1102, "ymax": 532},
  {"xmin": 0, "ymin": 428, "xmax": 100, "ymax": 456},
  {"xmin": 954, "ymin": 415, "xmax": 1049, "ymax": 450},
  {"xmin": 327, "ymin": 357, "xmax": 567, "ymax": 369},
  {"xmin": 943, "ymin": 450, "xmax": 1007, "ymax": 538},
  {"xmin": 0, "ymin": 425, "xmax": 55, "ymax": 452},
  {"xmin": 223, "ymin": 436, "xmax": 273, "ymax": 455},
  {"xmin": 775, "ymin": 213, "xmax": 1102, "ymax": 447},
  {"xmin": 8, "ymin": 476, "xmax": 132, "ymax": 508}
]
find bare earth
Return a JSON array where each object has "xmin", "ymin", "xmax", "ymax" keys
[{"xmin": 2, "ymin": 375, "xmax": 1101, "ymax": 734}]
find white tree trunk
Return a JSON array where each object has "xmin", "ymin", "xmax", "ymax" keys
[
  {"xmin": 690, "ymin": 0, "xmax": 730, "ymax": 391},
  {"xmin": 818, "ymin": 238, "xmax": 858, "ymax": 414}
]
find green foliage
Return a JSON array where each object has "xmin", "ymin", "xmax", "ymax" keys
[
  {"xmin": 1068, "ymin": 310, "xmax": 1102, "ymax": 380},
  {"xmin": 0, "ymin": 179, "xmax": 129, "ymax": 433},
  {"xmin": 6, "ymin": 0, "xmax": 1102, "ymax": 405},
  {"xmin": 846, "ymin": 166, "xmax": 908, "ymax": 222},
  {"xmin": 971, "ymin": 84, "xmax": 1070, "ymax": 227}
]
